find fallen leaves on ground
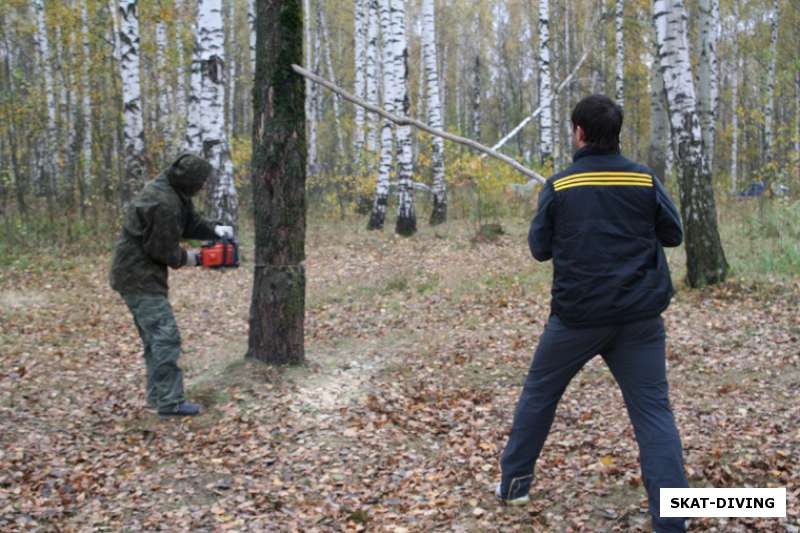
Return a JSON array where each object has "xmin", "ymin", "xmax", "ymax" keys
[{"xmin": 0, "ymin": 220, "xmax": 798, "ymax": 531}]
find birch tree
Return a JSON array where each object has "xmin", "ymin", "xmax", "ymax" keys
[
  {"xmin": 118, "ymin": 0, "xmax": 146, "ymax": 197},
  {"xmin": 538, "ymin": 0, "xmax": 553, "ymax": 165},
  {"xmin": 303, "ymin": 0, "xmax": 318, "ymax": 175},
  {"xmin": 33, "ymin": 0, "xmax": 57, "ymax": 196},
  {"xmin": 654, "ymin": 0, "xmax": 728, "ymax": 287},
  {"xmin": 392, "ymin": 0, "xmax": 416, "ymax": 235},
  {"xmin": 697, "ymin": 0, "xmax": 719, "ymax": 169},
  {"xmin": 367, "ymin": 0, "xmax": 395, "ymax": 230},
  {"xmin": 365, "ymin": 0, "xmax": 380, "ymax": 153},
  {"xmin": 422, "ymin": 0, "xmax": 446, "ymax": 225},
  {"xmin": 248, "ymin": 0, "xmax": 306, "ymax": 366},
  {"xmin": 615, "ymin": 0, "xmax": 624, "ymax": 107},
  {"xmin": 763, "ymin": 0, "xmax": 778, "ymax": 165},
  {"xmin": 187, "ymin": 0, "xmax": 238, "ymax": 226},
  {"xmin": 79, "ymin": 0, "xmax": 93, "ymax": 208},
  {"xmin": 352, "ymin": 0, "xmax": 367, "ymax": 165}
]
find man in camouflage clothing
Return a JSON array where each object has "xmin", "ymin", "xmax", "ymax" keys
[{"xmin": 110, "ymin": 153, "xmax": 233, "ymax": 416}]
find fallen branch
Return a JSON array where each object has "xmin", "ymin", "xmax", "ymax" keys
[
  {"xmin": 291, "ymin": 64, "xmax": 545, "ymax": 184},
  {"xmin": 484, "ymin": 48, "xmax": 591, "ymax": 156}
]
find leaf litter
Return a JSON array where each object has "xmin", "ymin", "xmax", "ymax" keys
[{"xmin": 0, "ymin": 221, "xmax": 798, "ymax": 531}]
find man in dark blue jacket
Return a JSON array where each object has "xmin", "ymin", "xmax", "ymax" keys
[{"xmin": 495, "ymin": 95, "xmax": 688, "ymax": 532}]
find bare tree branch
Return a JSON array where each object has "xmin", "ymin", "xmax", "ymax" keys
[
  {"xmin": 291, "ymin": 64, "xmax": 545, "ymax": 183},
  {"xmin": 484, "ymin": 48, "xmax": 591, "ymax": 156}
]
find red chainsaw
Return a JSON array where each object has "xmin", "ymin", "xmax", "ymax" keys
[{"xmin": 199, "ymin": 235, "xmax": 239, "ymax": 268}]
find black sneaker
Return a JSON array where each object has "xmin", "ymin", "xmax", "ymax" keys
[{"xmin": 158, "ymin": 401, "xmax": 201, "ymax": 416}]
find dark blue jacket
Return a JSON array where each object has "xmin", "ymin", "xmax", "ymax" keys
[{"xmin": 529, "ymin": 145, "xmax": 683, "ymax": 328}]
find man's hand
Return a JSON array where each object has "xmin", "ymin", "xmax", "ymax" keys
[
  {"xmin": 215, "ymin": 225, "xmax": 234, "ymax": 239},
  {"xmin": 185, "ymin": 250, "xmax": 202, "ymax": 267}
]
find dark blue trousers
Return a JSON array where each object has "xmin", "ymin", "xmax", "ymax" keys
[{"xmin": 499, "ymin": 315, "xmax": 688, "ymax": 533}]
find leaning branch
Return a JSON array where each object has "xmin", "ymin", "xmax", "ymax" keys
[
  {"xmin": 484, "ymin": 48, "xmax": 591, "ymax": 156},
  {"xmin": 291, "ymin": 64, "xmax": 545, "ymax": 183}
]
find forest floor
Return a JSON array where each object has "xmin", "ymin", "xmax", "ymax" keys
[{"xmin": 1, "ymin": 218, "xmax": 798, "ymax": 532}]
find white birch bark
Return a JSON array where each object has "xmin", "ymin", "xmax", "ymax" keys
[
  {"xmin": 764, "ymin": 0, "xmax": 778, "ymax": 165},
  {"xmin": 368, "ymin": 0, "xmax": 396, "ymax": 230},
  {"xmin": 353, "ymin": 0, "xmax": 367, "ymax": 165},
  {"xmin": 365, "ymin": 0, "xmax": 380, "ymax": 153},
  {"xmin": 188, "ymin": 0, "xmax": 238, "ymax": 225},
  {"xmin": 538, "ymin": 0, "xmax": 553, "ymax": 164},
  {"xmin": 304, "ymin": 0, "xmax": 318, "ymax": 175},
  {"xmin": 422, "ymin": 0, "xmax": 446, "ymax": 225},
  {"xmin": 80, "ymin": 0, "xmax": 93, "ymax": 194},
  {"xmin": 391, "ymin": 0, "xmax": 416, "ymax": 235},
  {"xmin": 697, "ymin": 0, "xmax": 719, "ymax": 169},
  {"xmin": 729, "ymin": 0, "xmax": 740, "ymax": 193},
  {"xmin": 654, "ymin": 0, "xmax": 728, "ymax": 286},
  {"xmin": 33, "ymin": 0, "xmax": 57, "ymax": 194},
  {"xmin": 119, "ymin": 0, "xmax": 146, "ymax": 193},
  {"xmin": 615, "ymin": 0, "xmax": 624, "ymax": 107}
]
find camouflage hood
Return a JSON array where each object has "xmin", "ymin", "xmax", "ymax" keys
[{"xmin": 167, "ymin": 153, "xmax": 214, "ymax": 197}]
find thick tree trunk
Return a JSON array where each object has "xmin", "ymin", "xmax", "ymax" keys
[
  {"xmin": 118, "ymin": 0, "xmax": 146, "ymax": 198},
  {"xmin": 697, "ymin": 0, "xmax": 719, "ymax": 170},
  {"xmin": 615, "ymin": 0, "xmax": 624, "ymax": 107},
  {"xmin": 247, "ymin": 0, "xmax": 306, "ymax": 366},
  {"xmin": 654, "ymin": 0, "xmax": 728, "ymax": 287},
  {"xmin": 538, "ymin": 0, "xmax": 553, "ymax": 165},
  {"xmin": 391, "ymin": 0, "xmax": 416, "ymax": 236},
  {"xmin": 368, "ymin": 0, "xmax": 395, "ymax": 230},
  {"xmin": 422, "ymin": 0, "xmax": 446, "ymax": 225}
]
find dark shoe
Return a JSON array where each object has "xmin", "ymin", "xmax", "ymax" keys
[{"xmin": 158, "ymin": 401, "xmax": 201, "ymax": 416}]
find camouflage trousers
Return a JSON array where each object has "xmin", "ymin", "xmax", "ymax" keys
[{"xmin": 122, "ymin": 294, "xmax": 185, "ymax": 411}]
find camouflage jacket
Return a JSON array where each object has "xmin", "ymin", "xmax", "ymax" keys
[{"xmin": 110, "ymin": 155, "xmax": 217, "ymax": 295}]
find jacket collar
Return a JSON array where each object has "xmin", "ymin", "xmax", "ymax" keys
[{"xmin": 573, "ymin": 144, "xmax": 621, "ymax": 161}]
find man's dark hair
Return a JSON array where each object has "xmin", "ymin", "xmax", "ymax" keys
[{"xmin": 570, "ymin": 94, "xmax": 624, "ymax": 152}]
